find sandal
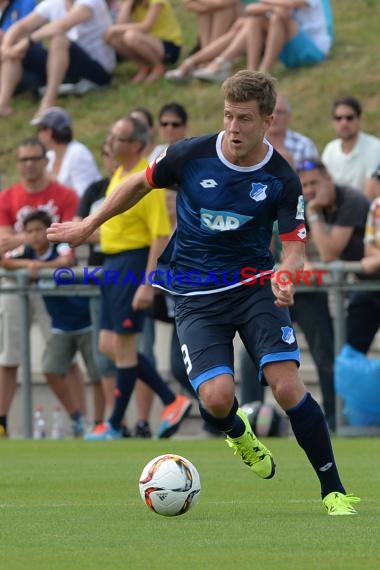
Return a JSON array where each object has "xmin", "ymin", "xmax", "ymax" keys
[
  {"xmin": 193, "ymin": 57, "xmax": 232, "ymax": 82},
  {"xmin": 132, "ymin": 67, "xmax": 151, "ymax": 84},
  {"xmin": 164, "ymin": 59, "xmax": 194, "ymax": 84},
  {"xmin": 145, "ymin": 64, "xmax": 166, "ymax": 83}
]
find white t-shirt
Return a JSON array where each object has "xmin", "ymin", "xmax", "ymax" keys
[
  {"xmin": 47, "ymin": 140, "xmax": 102, "ymax": 197},
  {"xmin": 322, "ymin": 132, "xmax": 380, "ymax": 192},
  {"xmin": 36, "ymin": 0, "xmax": 115, "ymax": 72},
  {"xmin": 294, "ymin": 0, "xmax": 333, "ymax": 54}
]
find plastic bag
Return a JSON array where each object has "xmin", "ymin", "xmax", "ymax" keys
[{"xmin": 335, "ymin": 344, "xmax": 380, "ymax": 426}]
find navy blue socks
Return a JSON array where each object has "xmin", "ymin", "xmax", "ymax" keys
[
  {"xmin": 137, "ymin": 353, "xmax": 175, "ymax": 406},
  {"xmin": 286, "ymin": 393, "xmax": 345, "ymax": 498},
  {"xmin": 199, "ymin": 397, "xmax": 245, "ymax": 436},
  {"xmin": 109, "ymin": 366, "xmax": 138, "ymax": 429}
]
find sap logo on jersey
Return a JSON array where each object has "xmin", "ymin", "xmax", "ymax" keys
[{"xmin": 201, "ymin": 208, "xmax": 253, "ymax": 232}]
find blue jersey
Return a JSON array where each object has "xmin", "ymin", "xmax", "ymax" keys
[
  {"xmin": 146, "ymin": 132, "xmax": 306, "ymax": 295},
  {"xmin": 16, "ymin": 243, "xmax": 91, "ymax": 332}
]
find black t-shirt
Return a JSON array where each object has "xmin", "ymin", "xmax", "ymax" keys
[{"xmin": 322, "ymin": 185, "xmax": 369, "ymax": 261}]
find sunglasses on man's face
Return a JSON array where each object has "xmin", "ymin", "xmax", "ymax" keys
[
  {"xmin": 159, "ymin": 121, "xmax": 183, "ymax": 128},
  {"xmin": 17, "ymin": 155, "xmax": 46, "ymax": 163},
  {"xmin": 333, "ymin": 114, "xmax": 357, "ymax": 122}
]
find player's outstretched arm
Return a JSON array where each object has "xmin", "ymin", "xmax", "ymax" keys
[
  {"xmin": 271, "ymin": 240, "xmax": 305, "ymax": 308},
  {"xmin": 47, "ymin": 171, "xmax": 152, "ymax": 247}
]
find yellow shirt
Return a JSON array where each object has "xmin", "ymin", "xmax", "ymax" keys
[
  {"xmin": 133, "ymin": 0, "xmax": 183, "ymax": 46},
  {"xmin": 364, "ymin": 196, "xmax": 380, "ymax": 249},
  {"xmin": 100, "ymin": 158, "xmax": 171, "ymax": 254}
]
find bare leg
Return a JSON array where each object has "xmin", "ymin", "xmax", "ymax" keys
[
  {"xmin": 101, "ymin": 374, "xmax": 116, "ymax": 413},
  {"xmin": 45, "ymin": 372, "xmax": 79, "ymax": 416},
  {"xmin": 259, "ymin": 12, "xmax": 297, "ymax": 73},
  {"xmin": 107, "ymin": 35, "xmax": 135, "ymax": 60},
  {"xmin": 196, "ymin": 4, "xmax": 239, "ymax": 48},
  {"xmin": 36, "ymin": 34, "xmax": 70, "ymax": 115},
  {"xmin": 92, "ymin": 382, "xmax": 106, "ymax": 423},
  {"xmin": 197, "ymin": 19, "xmax": 251, "ymax": 74},
  {"xmin": 0, "ymin": 366, "xmax": 18, "ymax": 415},
  {"xmin": 67, "ymin": 363, "xmax": 87, "ymax": 416},
  {"xmin": 0, "ymin": 58, "xmax": 23, "ymax": 116},
  {"xmin": 122, "ymin": 29, "xmax": 164, "ymax": 66},
  {"xmin": 198, "ymin": 14, "xmax": 213, "ymax": 49},
  {"xmin": 220, "ymin": 18, "xmax": 251, "ymax": 61},
  {"xmin": 264, "ymin": 361, "xmax": 306, "ymax": 410},
  {"xmin": 209, "ymin": 6, "xmax": 240, "ymax": 43},
  {"xmin": 246, "ymin": 15, "xmax": 269, "ymax": 70},
  {"xmin": 180, "ymin": 20, "xmax": 246, "ymax": 72}
]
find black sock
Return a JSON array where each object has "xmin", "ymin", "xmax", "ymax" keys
[
  {"xmin": 109, "ymin": 366, "xmax": 138, "ymax": 429},
  {"xmin": 0, "ymin": 415, "xmax": 7, "ymax": 431},
  {"xmin": 286, "ymin": 393, "xmax": 345, "ymax": 498},
  {"xmin": 199, "ymin": 397, "xmax": 245, "ymax": 437},
  {"xmin": 137, "ymin": 353, "xmax": 175, "ymax": 406}
]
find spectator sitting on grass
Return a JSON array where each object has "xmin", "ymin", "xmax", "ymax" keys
[
  {"xmin": 0, "ymin": 0, "xmax": 115, "ymax": 119},
  {"xmin": 105, "ymin": 0, "xmax": 183, "ymax": 83},
  {"xmin": 0, "ymin": 0, "xmax": 40, "ymax": 93},
  {"xmin": 180, "ymin": 0, "xmax": 334, "ymax": 83},
  {"xmin": 183, "ymin": 0, "xmax": 241, "ymax": 50}
]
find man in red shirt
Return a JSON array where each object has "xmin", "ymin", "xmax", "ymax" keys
[{"xmin": 0, "ymin": 137, "xmax": 82, "ymax": 438}]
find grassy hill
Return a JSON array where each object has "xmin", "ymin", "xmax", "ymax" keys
[{"xmin": 0, "ymin": 0, "xmax": 379, "ymax": 186}]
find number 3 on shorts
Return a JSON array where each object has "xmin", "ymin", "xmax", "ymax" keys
[{"xmin": 181, "ymin": 344, "xmax": 192, "ymax": 375}]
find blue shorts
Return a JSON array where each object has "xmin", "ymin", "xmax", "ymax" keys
[
  {"xmin": 23, "ymin": 42, "xmax": 112, "ymax": 86},
  {"xmin": 162, "ymin": 41, "xmax": 181, "ymax": 65},
  {"xmin": 174, "ymin": 282, "xmax": 300, "ymax": 392},
  {"xmin": 279, "ymin": 30, "xmax": 326, "ymax": 69},
  {"xmin": 100, "ymin": 248, "xmax": 149, "ymax": 334}
]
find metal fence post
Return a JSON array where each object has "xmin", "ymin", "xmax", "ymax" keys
[{"xmin": 16, "ymin": 270, "xmax": 33, "ymax": 438}]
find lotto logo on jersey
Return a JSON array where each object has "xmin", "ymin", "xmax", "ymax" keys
[
  {"xmin": 200, "ymin": 179, "xmax": 218, "ymax": 188},
  {"xmin": 200, "ymin": 208, "xmax": 253, "ymax": 232}
]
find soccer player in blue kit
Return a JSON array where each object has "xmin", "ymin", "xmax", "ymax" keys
[{"xmin": 48, "ymin": 70, "xmax": 360, "ymax": 515}]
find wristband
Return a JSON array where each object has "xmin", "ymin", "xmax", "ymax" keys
[{"xmin": 308, "ymin": 213, "xmax": 320, "ymax": 224}]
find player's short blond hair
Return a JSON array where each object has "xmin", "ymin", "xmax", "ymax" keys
[{"xmin": 222, "ymin": 70, "xmax": 277, "ymax": 117}]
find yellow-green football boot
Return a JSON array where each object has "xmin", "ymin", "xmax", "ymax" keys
[
  {"xmin": 323, "ymin": 492, "xmax": 361, "ymax": 515},
  {"xmin": 226, "ymin": 408, "xmax": 275, "ymax": 479}
]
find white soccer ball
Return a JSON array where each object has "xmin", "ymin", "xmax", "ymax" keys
[{"xmin": 139, "ymin": 454, "xmax": 201, "ymax": 516}]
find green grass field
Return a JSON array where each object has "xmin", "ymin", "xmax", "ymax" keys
[{"xmin": 1, "ymin": 438, "xmax": 379, "ymax": 570}]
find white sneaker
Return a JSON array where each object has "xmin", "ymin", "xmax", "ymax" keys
[
  {"xmin": 37, "ymin": 80, "xmax": 98, "ymax": 98},
  {"xmin": 38, "ymin": 83, "xmax": 76, "ymax": 97},
  {"xmin": 72, "ymin": 79, "xmax": 98, "ymax": 95},
  {"xmin": 193, "ymin": 59, "xmax": 232, "ymax": 82},
  {"xmin": 165, "ymin": 68, "xmax": 193, "ymax": 84}
]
